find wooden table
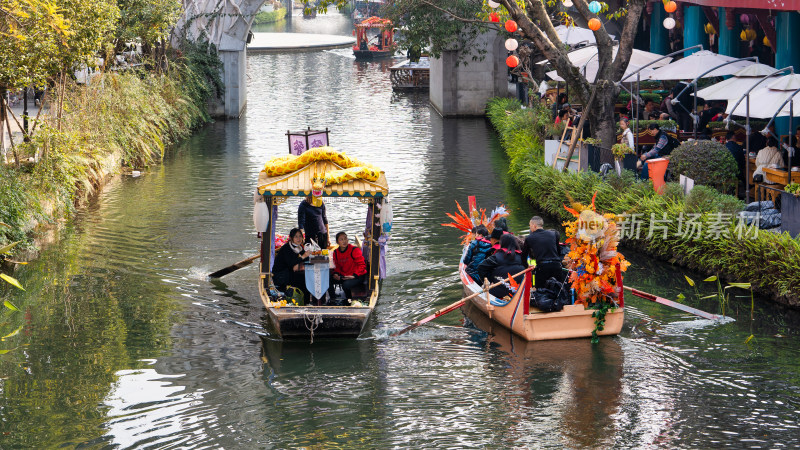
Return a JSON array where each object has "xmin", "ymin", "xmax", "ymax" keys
[{"xmin": 764, "ymin": 166, "xmax": 800, "ymax": 184}]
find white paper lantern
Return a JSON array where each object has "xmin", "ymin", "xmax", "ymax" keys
[
  {"xmin": 505, "ymin": 38, "xmax": 519, "ymax": 51},
  {"xmin": 487, "ymin": 0, "xmax": 500, "ymax": 8},
  {"xmin": 663, "ymin": 17, "xmax": 676, "ymax": 30},
  {"xmin": 562, "ymin": 0, "xmax": 573, "ymax": 6},
  {"xmin": 253, "ymin": 196, "xmax": 269, "ymax": 232}
]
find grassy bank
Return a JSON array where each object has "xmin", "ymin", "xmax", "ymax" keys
[
  {"xmin": 0, "ymin": 45, "xmax": 221, "ymax": 249},
  {"xmin": 486, "ymin": 97, "xmax": 800, "ymax": 308},
  {"xmin": 253, "ymin": 7, "xmax": 287, "ymax": 24}
]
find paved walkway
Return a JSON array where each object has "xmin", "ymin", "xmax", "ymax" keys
[{"xmin": 247, "ymin": 32, "xmax": 355, "ymax": 54}]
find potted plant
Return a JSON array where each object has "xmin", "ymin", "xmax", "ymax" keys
[
  {"xmin": 782, "ymin": 182, "xmax": 800, "ymax": 237},
  {"xmin": 611, "ymin": 143, "xmax": 634, "ymax": 175}
]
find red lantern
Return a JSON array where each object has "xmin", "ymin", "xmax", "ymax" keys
[
  {"xmin": 504, "ymin": 20, "xmax": 518, "ymax": 33},
  {"xmin": 506, "ymin": 55, "xmax": 520, "ymax": 68},
  {"xmin": 664, "ymin": 1, "xmax": 677, "ymax": 13},
  {"xmin": 489, "ymin": 12, "xmax": 499, "ymax": 22},
  {"xmin": 588, "ymin": 18, "xmax": 601, "ymax": 31}
]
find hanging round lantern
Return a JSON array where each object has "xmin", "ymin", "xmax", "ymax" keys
[
  {"xmin": 506, "ymin": 55, "xmax": 520, "ymax": 68},
  {"xmin": 489, "ymin": 12, "xmax": 500, "ymax": 22},
  {"xmin": 740, "ymin": 14, "xmax": 750, "ymax": 25},
  {"xmin": 505, "ymin": 38, "xmax": 519, "ymax": 51},
  {"xmin": 588, "ymin": 1, "xmax": 602, "ymax": 14},
  {"xmin": 740, "ymin": 28, "xmax": 756, "ymax": 41},
  {"xmin": 704, "ymin": 23, "xmax": 716, "ymax": 34},
  {"xmin": 504, "ymin": 20, "xmax": 518, "ymax": 33},
  {"xmin": 562, "ymin": 0, "xmax": 573, "ymax": 6},
  {"xmin": 664, "ymin": 1, "xmax": 677, "ymax": 13},
  {"xmin": 487, "ymin": 0, "xmax": 500, "ymax": 8},
  {"xmin": 253, "ymin": 197, "xmax": 270, "ymax": 233},
  {"xmin": 588, "ymin": 18, "xmax": 602, "ymax": 31},
  {"xmin": 763, "ymin": 36, "xmax": 771, "ymax": 46},
  {"xmin": 663, "ymin": 17, "xmax": 676, "ymax": 30}
]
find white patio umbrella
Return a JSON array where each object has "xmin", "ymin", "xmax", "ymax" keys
[
  {"xmin": 546, "ymin": 63, "xmax": 656, "ymax": 83},
  {"xmin": 542, "ymin": 45, "xmax": 669, "ymax": 82},
  {"xmin": 696, "ymin": 63, "xmax": 780, "ymax": 101},
  {"xmin": 553, "ymin": 25, "xmax": 615, "ymax": 46},
  {"xmin": 646, "ymin": 50, "xmax": 755, "ymax": 80},
  {"xmin": 727, "ymin": 74, "xmax": 800, "ymax": 118}
]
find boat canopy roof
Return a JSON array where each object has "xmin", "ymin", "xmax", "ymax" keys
[
  {"xmin": 257, "ymin": 147, "xmax": 388, "ymax": 198},
  {"xmin": 355, "ymin": 16, "xmax": 392, "ymax": 29}
]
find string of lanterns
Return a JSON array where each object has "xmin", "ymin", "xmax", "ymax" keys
[{"xmin": 662, "ymin": 0, "xmax": 677, "ymax": 30}]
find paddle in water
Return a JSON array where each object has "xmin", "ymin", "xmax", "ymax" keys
[
  {"xmin": 208, "ymin": 254, "xmax": 260, "ymax": 278},
  {"xmin": 392, "ymin": 266, "xmax": 534, "ymax": 337}
]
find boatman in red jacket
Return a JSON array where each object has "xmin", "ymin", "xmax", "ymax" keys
[{"xmin": 329, "ymin": 231, "xmax": 367, "ymax": 301}]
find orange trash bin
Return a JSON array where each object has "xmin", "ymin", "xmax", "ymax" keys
[{"xmin": 647, "ymin": 158, "xmax": 669, "ymax": 194}]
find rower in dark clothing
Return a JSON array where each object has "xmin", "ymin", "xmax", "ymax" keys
[
  {"xmin": 521, "ymin": 216, "xmax": 564, "ymax": 289},
  {"xmin": 298, "ymin": 196, "xmax": 329, "ymax": 248},
  {"xmin": 477, "ymin": 234, "xmax": 527, "ymax": 299}
]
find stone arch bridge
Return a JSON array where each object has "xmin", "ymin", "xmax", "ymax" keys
[{"xmin": 173, "ymin": 0, "xmax": 294, "ymax": 117}]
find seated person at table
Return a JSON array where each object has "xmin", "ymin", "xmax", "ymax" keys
[
  {"xmin": 753, "ymin": 137, "xmax": 783, "ymax": 184},
  {"xmin": 462, "ymin": 225, "xmax": 492, "ymax": 283},
  {"xmin": 638, "ymin": 124, "xmax": 676, "ymax": 180},
  {"xmin": 329, "ymin": 231, "xmax": 367, "ymax": 300},
  {"xmin": 724, "ymin": 131, "xmax": 745, "ymax": 185},
  {"xmin": 477, "ymin": 234, "xmax": 527, "ymax": 300},
  {"xmin": 555, "ymin": 108, "xmax": 570, "ymax": 126},
  {"xmin": 272, "ymin": 228, "xmax": 312, "ymax": 302}
]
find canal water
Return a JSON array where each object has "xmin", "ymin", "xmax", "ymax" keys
[{"xmin": 2, "ymin": 12, "xmax": 800, "ymax": 449}]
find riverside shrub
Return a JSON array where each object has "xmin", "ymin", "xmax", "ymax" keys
[
  {"xmin": 486, "ymin": 97, "xmax": 800, "ymax": 305},
  {"xmin": 669, "ymin": 140, "xmax": 738, "ymax": 193}
]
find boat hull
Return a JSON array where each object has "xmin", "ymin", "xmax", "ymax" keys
[
  {"xmin": 266, "ymin": 306, "xmax": 372, "ymax": 338},
  {"xmin": 353, "ymin": 49, "xmax": 393, "ymax": 60},
  {"xmin": 460, "ymin": 263, "xmax": 623, "ymax": 341}
]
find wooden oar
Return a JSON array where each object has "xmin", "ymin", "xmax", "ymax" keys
[
  {"xmin": 392, "ymin": 266, "xmax": 535, "ymax": 337},
  {"xmin": 208, "ymin": 254, "xmax": 260, "ymax": 278},
  {"xmin": 624, "ymin": 286, "xmax": 720, "ymax": 320}
]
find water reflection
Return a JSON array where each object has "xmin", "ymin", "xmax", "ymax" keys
[{"xmin": 463, "ymin": 301, "xmax": 624, "ymax": 448}]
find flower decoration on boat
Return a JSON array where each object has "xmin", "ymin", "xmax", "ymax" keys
[
  {"xmin": 562, "ymin": 193, "xmax": 629, "ymax": 305},
  {"xmin": 442, "ymin": 199, "xmax": 509, "ymax": 244}
]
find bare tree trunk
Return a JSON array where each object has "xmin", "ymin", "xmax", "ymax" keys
[{"xmin": 588, "ymin": 82, "xmax": 620, "ymax": 165}]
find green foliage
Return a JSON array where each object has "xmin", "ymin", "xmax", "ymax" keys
[
  {"xmin": 620, "ymin": 120, "xmax": 678, "ymax": 132},
  {"xmin": 685, "ymin": 185, "xmax": 744, "ymax": 215},
  {"xmin": 487, "ymin": 96, "xmax": 800, "ymax": 303},
  {"xmin": 253, "ymin": 7, "xmax": 287, "ymax": 24},
  {"xmin": 617, "ymin": 92, "xmax": 662, "ymax": 104},
  {"xmin": 611, "ymin": 143, "xmax": 633, "ymax": 160},
  {"xmin": 0, "ymin": 55, "xmax": 216, "ymax": 247},
  {"xmin": 670, "ymin": 140, "xmax": 739, "ymax": 193},
  {"xmin": 785, "ymin": 183, "xmax": 800, "ymax": 195},
  {"xmin": 114, "ymin": 0, "xmax": 180, "ymax": 48},
  {"xmin": 707, "ymin": 120, "xmax": 768, "ymax": 131}
]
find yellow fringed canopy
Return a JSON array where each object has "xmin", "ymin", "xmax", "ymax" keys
[{"xmin": 257, "ymin": 147, "xmax": 388, "ymax": 198}]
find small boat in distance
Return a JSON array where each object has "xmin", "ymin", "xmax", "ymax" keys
[{"xmin": 353, "ymin": 17, "xmax": 395, "ymax": 60}]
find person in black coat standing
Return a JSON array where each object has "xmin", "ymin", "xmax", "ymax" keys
[
  {"xmin": 477, "ymin": 234, "xmax": 527, "ymax": 299},
  {"xmin": 272, "ymin": 228, "xmax": 312, "ymax": 302},
  {"xmin": 298, "ymin": 196, "xmax": 329, "ymax": 248},
  {"xmin": 521, "ymin": 216, "xmax": 564, "ymax": 289}
]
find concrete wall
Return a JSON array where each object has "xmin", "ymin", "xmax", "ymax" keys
[
  {"xmin": 429, "ymin": 31, "xmax": 508, "ymax": 116},
  {"xmin": 220, "ymin": 50, "xmax": 247, "ymax": 118}
]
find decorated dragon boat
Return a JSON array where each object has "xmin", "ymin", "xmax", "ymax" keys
[
  {"xmin": 255, "ymin": 146, "xmax": 390, "ymax": 339},
  {"xmin": 448, "ymin": 196, "xmax": 627, "ymax": 341}
]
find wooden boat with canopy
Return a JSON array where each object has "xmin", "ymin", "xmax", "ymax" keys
[
  {"xmin": 353, "ymin": 16, "xmax": 395, "ymax": 60},
  {"xmin": 448, "ymin": 196, "xmax": 626, "ymax": 341},
  {"xmin": 256, "ymin": 147, "xmax": 390, "ymax": 339}
]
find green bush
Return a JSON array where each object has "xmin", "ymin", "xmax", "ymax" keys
[
  {"xmin": 669, "ymin": 140, "xmax": 739, "ymax": 193},
  {"xmin": 617, "ymin": 92, "xmax": 663, "ymax": 104},
  {"xmin": 253, "ymin": 7, "xmax": 287, "ymax": 24},
  {"xmin": 685, "ymin": 185, "xmax": 744, "ymax": 215}
]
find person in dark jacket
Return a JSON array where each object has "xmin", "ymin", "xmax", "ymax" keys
[
  {"xmin": 272, "ymin": 228, "xmax": 312, "ymax": 302},
  {"xmin": 329, "ymin": 231, "xmax": 367, "ymax": 300},
  {"xmin": 478, "ymin": 234, "xmax": 527, "ymax": 299},
  {"xmin": 521, "ymin": 216, "xmax": 564, "ymax": 289},
  {"xmin": 724, "ymin": 131, "xmax": 746, "ymax": 186},
  {"xmin": 462, "ymin": 225, "xmax": 493, "ymax": 283},
  {"xmin": 298, "ymin": 196, "xmax": 329, "ymax": 248}
]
